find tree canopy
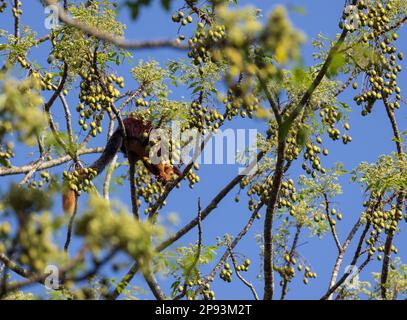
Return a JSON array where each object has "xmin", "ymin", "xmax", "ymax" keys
[{"xmin": 0, "ymin": 0, "xmax": 406, "ymax": 300}]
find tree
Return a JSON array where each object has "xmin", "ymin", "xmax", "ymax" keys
[{"xmin": 0, "ymin": 0, "xmax": 406, "ymax": 300}]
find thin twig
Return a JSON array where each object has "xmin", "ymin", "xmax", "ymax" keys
[
  {"xmin": 174, "ymin": 199, "xmax": 203, "ymax": 300},
  {"xmin": 59, "ymin": 93, "xmax": 74, "ymax": 144},
  {"xmin": 194, "ymin": 202, "xmax": 264, "ymax": 298},
  {"xmin": 17, "ymin": 153, "xmax": 48, "ymax": 187},
  {"xmin": 228, "ymin": 242, "xmax": 259, "ymax": 300},
  {"xmin": 13, "ymin": 0, "xmax": 20, "ymax": 42},
  {"xmin": 0, "ymin": 147, "xmax": 103, "ymax": 177},
  {"xmin": 143, "ymin": 269, "xmax": 167, "ymax": 300},
  {"xmin": 323, "ymin": 193, "xmax": 342, "ymax": 252},
  {"xmin": 280, "ymin": 224, "xmax": 302, "ymax": 300}
]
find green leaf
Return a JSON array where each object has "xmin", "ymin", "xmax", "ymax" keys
[
  {"xmin": 292, "ymin": 67, "xmax": 306, "ymax": 84},
  {"xmin": 339, "ymin": 102, "xmax": 352, "ymax": 112},
  {"xmin": 296, "ymin": 125, "xmax": 310, "ymax": 149},
  {"xmin": 327, "ymin": 52, "xmax": 346, "ymax": 78},
  {"xmin": 279, "ymin": 116, "xmax": 295, "ymax": 140},
  {"xmin": 192, "ymin": 86, "xmax": 202, "ymax": 94}
]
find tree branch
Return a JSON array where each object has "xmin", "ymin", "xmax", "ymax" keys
[
  {"xmin": 194, "ymin": 202, "xmax": 264, "ymax": 298},
  {"xmin": 281, "ymin": 224, "xmax": 302, "ymax": 300},
  {"xmin": 42, "ymin": 0, "xmax": 187, "ymax": 50},
  {"xmin": 0, "ymin": 147, "xmax": 103, "ymax": 177},
  {"xmin": 229, "ymin": 243, "xmax": 259, "ymax": 300},
  {"xmin": 263, "ymin": 138, "xmax": 286, "ymax": 300},
  {"xmin": 174, "ymin": 199, "xmax": 203, "ymax": 300}
]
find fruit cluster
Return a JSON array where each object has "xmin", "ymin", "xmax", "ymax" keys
[
  {"xmin": 186, "ymin": 101, "xmax": 225, "ymax": 134},
  {"xmin": 302, "ymin": 142, "xmax": 328, "ymax": 178},
  {"xmin": 236, "ymin": 258, "xmax": 251, "ymax": 272},
  {"xmin": 77, "ymin": 69, "xmax": 122, "ymax": 137},
  {"xmin": 0, "ymin": 142, "xmax": 14, "ymax": 167},
  {"xmin": 369, "ymin": 204, "xmax": 402, "ymax": 235},
  {"xmin": 185, "ymin": 168, "xmax": 200, "ymax": 189},
  {"xmin": 26, "ymin": 170, "xmax": 52, "ymax": 190},
  {"xmin": 200, "ymin": 281, "xmax": 215, "ymax": 300},
  {"xmin": 285, "ymin": 135, "xmax": 301, "ymax": 162},
  {"xmin": 179, "ymin": 277, "xmax": 215, "ymax": 300},
  {"xmin": 348, "ymin": 1, "xmax": 404, "ymax": 115},
  {"xmin": 220, "ymin": 262, "xmax": 233, "ymax": 282},
  {"xmin": 137, "ymin": 165, "xmax": 165, "ymax": 214},
  {"xmin": 62, "ymin": 167, "xmax": 97, "ymax": 196},
  {"xmin": 172, "ymin": 11, "xmax": 194, "ymax": 27},
  {"xmin": 11, "ymin": 0, "xmax": 22, "ymax": 17},
  {"xmin": 188, "ymin": 23, "xmax": 226, "ymax": 67},
  {"xmin": 224, "ymin": 92, "xmax": 260, "ymax": 121},
  {"xmin": 40, "ymin": 72, "xmax": 54, "ymax": 91},
  {"xmin": 276, "ymin": 253, "xmax": 317, "ymax": 285}
]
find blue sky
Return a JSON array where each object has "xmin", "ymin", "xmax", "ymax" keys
[{"xmin": 0, "ymin": 0, "xmax": 406, "ymax": 300}]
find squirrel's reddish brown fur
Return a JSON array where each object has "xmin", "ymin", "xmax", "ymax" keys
[
  {"xmin": 62, "ymin": 118, "xmax": 181, "ymax": 214},
  {"xmin": 88, "ymin": 117, "xmax": 181, "ymax": 182}
]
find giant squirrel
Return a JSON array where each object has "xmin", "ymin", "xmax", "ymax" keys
[
  {"xmin": 63, "ymin": 117, "xmax": 181, "ymax": 215},
  {"xmin": 89, "ymin": 117, "xmax": 181, "ymax": 182}
]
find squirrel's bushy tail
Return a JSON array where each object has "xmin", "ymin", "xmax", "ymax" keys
[{"xmin": 90, "ymin": 129, "xmax": 123, "ymax": 174}]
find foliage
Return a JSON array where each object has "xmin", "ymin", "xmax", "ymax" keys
[
  {"xmin": 51, "ymin": 1, "xmax": 126, "ymax": 77},
  {"xmin": 0, "ymin": 72, "xmax": 46, "ymax": 149},
  {"xmin": 75, "ymin": 195, "xmax": 162, "ymax": 270}
]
